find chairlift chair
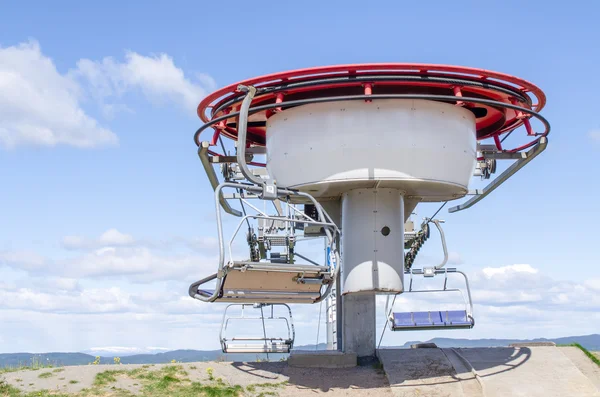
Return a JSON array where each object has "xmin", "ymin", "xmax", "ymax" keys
[
  {"xmin": 388, "ymin": 267, "xmax": 475, "ymax": 331},
  {"xmin": 189, "ymin": 183, "xmax": 341, "ymax": 305},
  {"xmin": 388, "ymin": 218, "xmax": 474, "ymax": 331},
  {"xmin": 220, "ymin": 303, "xmax": 295, "ymax": 354}
]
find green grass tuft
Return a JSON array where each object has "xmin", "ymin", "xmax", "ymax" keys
[
  {"xmin": 2, "ymin": 364, "xmax": 278, "ymax": 397},
  {"xmin": 38, "ymin": 372, "xmax": 53, "ymax": 379},
  {"xmin": 93, "ymin": 369, "xmax": 126, "ymax": 386}
]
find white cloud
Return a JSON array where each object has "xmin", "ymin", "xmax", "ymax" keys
[
  {"xmin": 0, "ymin": 41, "xmax": 118, "ymax": 149},
  {"xmin": 5, "ymin": 246, "xmax": 213, "ymax": 283},
  {"xmin": 99, "ymin": 229, "xmax": 135, "ymax": 245},
  {"xmin": 61, "ymin": 229, "xmax": 218, "ymax": 253},
  {"xmin": 588, "ymin": 129, "xmax": 600, "ymax": 143},
  {"xmin": 74, "ymin": 51, "xmax": 215, "ymax": 113},
  {"xmin": 0, "ymin": 40, "xmax": 215, "ymax": 149},
  {"xmin": 62, "ymin": 229, "xmax": 135, "ymax": 250},
  {"xmin": 470, "ymin": 264, "xmax": 599, "ymax": 310},
  {"xmin": 584, "ymin": 279, "xmax": 600, "ymax": 291},
  {"xmin": 27, "ymin": 276, "xmax": 82, "ymax": 293},
  {"xmin": 481, "ymin": 263, "xmax": 538, "ymax": 278},
  {"xmin": 0, "ymin": 250, "xmax": 47, "ymax": 271},
  {"xmin": 5, "ymin": 229, "xmax": 218, "ymax": 283}
]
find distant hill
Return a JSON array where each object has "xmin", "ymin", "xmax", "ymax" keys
[
  {"xmin": 1, "ymin": 334, "xmax": 597, "ymax": 368},
  {"xmin": 399, "ymin": 334, "xmax": 600, "ymax": 350},
  {"xmin": 0, "ymin": 350, "xmax": 283, "ymax": 367}
]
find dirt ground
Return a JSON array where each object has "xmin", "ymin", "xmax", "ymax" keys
[{"xmin": 0, "ymin": 360, "xmax": 393, "ymax": 396}]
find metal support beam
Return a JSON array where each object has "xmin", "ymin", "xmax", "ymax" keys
[{"xmin": 449, "ymin": 137, "xmax": 548, "ymax": 213}]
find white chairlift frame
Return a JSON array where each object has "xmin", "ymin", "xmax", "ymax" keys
[
  {"xmin": 188, "ymin": 182, "xmax": 341, "ymax": 304},
  {"xmin": 220, "ymin": 303, "xmax": 295, "ymax": 354},
  {"xmin": 386, "ymin": 267, "xmax": 475, "ymax": 331}
]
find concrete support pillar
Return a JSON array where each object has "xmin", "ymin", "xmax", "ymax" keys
[
  {"xmin": 342, "ymin": 294, "xmax": 376, "ymax": 357},
  {"xmin": 340, "ymin": 188, "xmax": 405, "ymax": 357}
]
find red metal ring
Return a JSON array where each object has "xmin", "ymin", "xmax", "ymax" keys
[{"xmin": 197, "ymin": 63, "xmax": 546, "ymax": 157}]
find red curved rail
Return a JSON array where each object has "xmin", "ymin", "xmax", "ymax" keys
[{"xmin": 196, "ymin": 63, "xmax": 547, "ymax": 162}]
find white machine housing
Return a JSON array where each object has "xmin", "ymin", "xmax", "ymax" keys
[
  {"xmin": 266, "ymin": 99, "xmax": 477, "ymax": 202},
  {"xmin": 265, "ymin": 99, "xmax": 478, "ymax": 294}
]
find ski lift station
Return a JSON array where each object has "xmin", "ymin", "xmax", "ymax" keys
[{"xmin": 188, "ymin": 63, "xmax": 550, "ymax": 363}]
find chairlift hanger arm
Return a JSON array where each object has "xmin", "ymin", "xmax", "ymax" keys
[
  {"xmin": 235, "ymin": 85, "xmax": 263, "ymax": 186},
  {"xmin": 449, "ymin": 137, "xmax": 548, "ymax": 213},
  {"xmin": 198, "ymin": 142, "xmax": 242, "ymax": 217}
]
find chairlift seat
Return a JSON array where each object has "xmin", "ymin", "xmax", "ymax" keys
[
  {"xmin": 219, "ymin": 303, "xmax": 295, "ymax": 354},
  {"xmin": 222, "ymin": 338, "xmax": 293, "ymax": 354},
  {"xmin": 391, "ymin": 310, "xmax": 474, "ymax": 331},
  {"xmin": 193, "ymin": 261, "xmax": 331, "ymax": 304}
]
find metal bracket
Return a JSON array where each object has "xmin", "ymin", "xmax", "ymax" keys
[
  {"xmin": 449, "ymin": 137, "xmax": 548, "ymax": 213},
  {"xmin": 261, "ymin": 180, "xmax": 278, "ymax": 200}
]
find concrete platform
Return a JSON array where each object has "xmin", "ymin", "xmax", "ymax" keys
[
  {"xmin": 288, "ymin": 350, "xmax": 357, "ymax": 368},
  {"xmin": 378, "ymin": 347, "xmax": 465, "ymax": 396},
  {"xmin": 556, "ymin": 347, "xmax": 600, "ymax": 391},
  {"xmin": 378, "ymin": 346, "xmax": 600, "ymax": 397}
]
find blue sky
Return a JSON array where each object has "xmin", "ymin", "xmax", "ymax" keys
[{"xmin": 0, "ymin": 0, "xmax": 599, "ymax": 354}]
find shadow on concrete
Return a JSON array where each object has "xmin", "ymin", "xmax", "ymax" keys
[
  {"xmin": 377, "ymin": 346, "xmax": 531, "ymax": 393},
  {"xmin": 230, "ymin": 360, "xmax": 390, "ymax": 392},
  {"xmin": 454, "ymin": 347, "xmax": 532, "ymax": 379},
  {"xmin": 227, "ymin": 347, "xmax": 533, "ymax": 392}
]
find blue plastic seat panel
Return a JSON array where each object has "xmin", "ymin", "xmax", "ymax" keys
[
  {"xmin": 393, "ymin": 312, "xmax": 413, "ymax": 327},
  {"xmin": 413, "ymin": 311, "xmax": 433, "ymax": 326},
  {"xmin": 391, "ymin": 310, "xmax": 472, "ymax": 330},
  {"xmin": 446, "ymin": 310, "xmax": 471, "ymax": 326}
]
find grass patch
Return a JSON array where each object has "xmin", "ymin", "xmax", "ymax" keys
[
  {"xmin": 562, "ymin": 343, "xmax": 600, "ymax": 367},
  {"xmin": 0, "ymin": 381, "xmax": 22, "ymax": 397},
  {"xmin": 189, "ymin": 365, "xmax": 197, "ymax": 370},
  {"xmin": 93, "ymin": 369, "xmax": 126, "ymax": 386},
  {"xmin": 53, "ymin": 368, "xmax": 65, "ymax": 373},
  {"xmin": 38, "ymin": 372, "xmax": 53, "ymax": 379},
  {"xmin": 1, "ymin": 380, "xmax": 70, "ymax": 397},
  {"xmin": 246, "ymin": 381, "xmax": 287, "ymax": 393},
  {"xmin": 2, "ymin": 364, "xmax": 282, "ymax": 397}
]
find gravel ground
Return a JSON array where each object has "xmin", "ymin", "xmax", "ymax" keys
[{"xmin": 1, "ymin": 361, "xmax": 392, "ymax": 396}]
